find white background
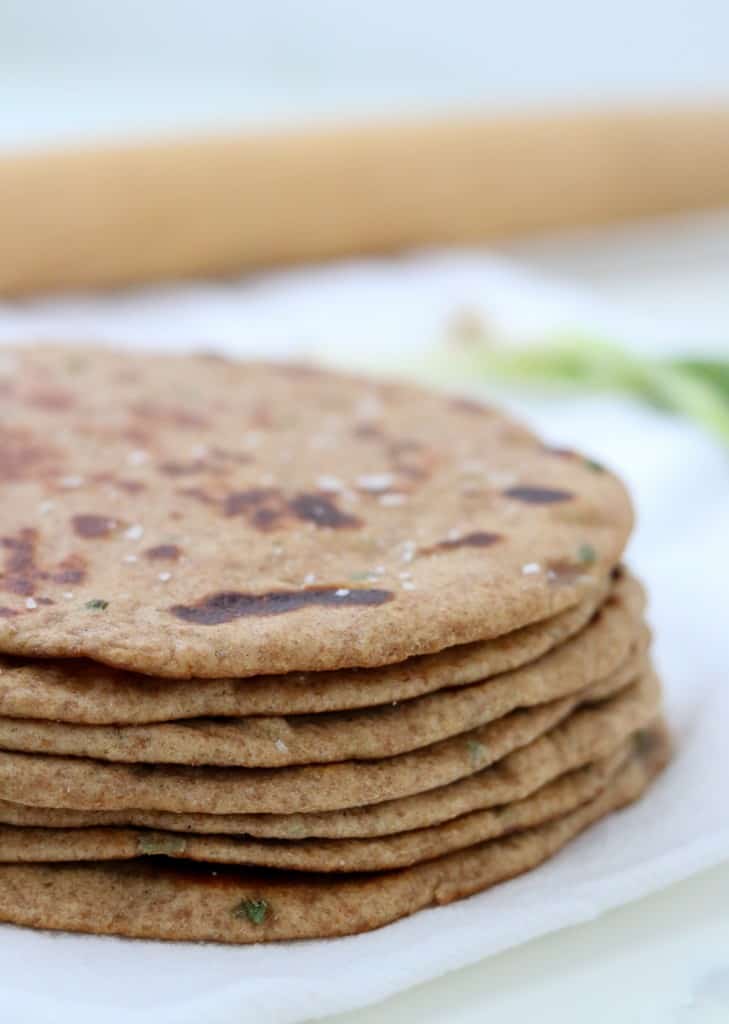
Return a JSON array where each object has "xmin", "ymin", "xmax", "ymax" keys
[{"xmin": 2, "ymin": 0, "xmax": 729, "ymax": 148}]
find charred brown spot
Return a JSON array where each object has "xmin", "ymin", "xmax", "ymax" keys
[
  {"xmin": 170, "ymin": 586, "xmax": 393, "ymax": 624},
  {"xmin": 0, "ymin": 428, "xmax": 58, "ymax": 482},
  {"xmin": 450, "ymin": 397, "xmax": 492, "ymax": 415},
  {"xmin": 543, "ymin": 445, "xmax": 577, "ymax": 459},
  {"xmin": 2, "ymin": 531, "xmax": 87, "ymax": 596},
  {"xmin": 26, "ymin": 389, "xmax": 76, "ymax": 411},
  {"xmin": 145, "ymin": 544, "xmax": 181, "ymax": 561},
  {"xmin": 121, "ymin": 426, "xmax": 152, "ymax": 446},
  {"xmin": 71, "ymin": 515, "xmax": 118, "ymax": 539},
  {"xmin": 1, "ymin": 530, "xmax": 43, "ymax": 595},
  {"xmin": 52, "ymin": 554, "xmax": 87, "ymax": 586},
  {"xmin": 178, "ymin": 487, "xmax": 215, "ymax": 505},
  {"xmin": 289, "ymin": 493, "xmax": 361, "ymax": 529},
  {"xmin": 117, "ymin": 480, "xmax": 146, "ymax": 494},
  {"xmin": 504, "ymin": 486, "xmax": 575, "ymax": 504},
  {"xmin": 224, "ymin": 489, "xmax": 283, "ymax": 530},
  {"xmin": 224, "ymin": 489, "xmax": 360, "ymax": 531},
  {"xmin": 545, "ymin": 560, "xmax": 583, "ymax": 585},
  {"xmin": 130, "ymin": 401, "xmax": 210, "ymax": 430},
  {"xmin": 634, "ymin": 728, "xmax": 660, "ymax": 757},
  {"xmin": 423, "ymin": 530, "xmax": 502, "ymax": 555},
  {"xmin": 353, "ymin": 424, "xmax": 383, "ymax": 440},
  {"xmin": 159, "ymin": 461, "xmax": 205, "ymax": 477},
  {"xmin": 35, "ymin": 596, "xmax": 54, "ymax": 606},
  {"xmin": 387, "ymin": 438, "xmax": 436, "ymax": 484},
  {"xmin": 611, "ymin": 565, "xmax": 624, "ymax": 581}
]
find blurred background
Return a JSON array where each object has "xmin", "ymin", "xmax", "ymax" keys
[
  {"xmin": 2, "ymin": 0, "xmax": 729, "ymax": 342},
  {"xmin": 3, "ymin": 0, "xmax": 729, "ymax": 146}
]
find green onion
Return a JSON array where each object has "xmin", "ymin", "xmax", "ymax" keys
[{"xmin": 429, "ymin": 334, "xmax": 729, "ymax": 448}]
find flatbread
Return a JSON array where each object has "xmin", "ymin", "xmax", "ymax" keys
[
  {"xmin": 0, "ymin": 573, "xmax": 618, "ymax": 725},
  {"xmin": 0, "ymin": 667, "xmax": 660, "ymax": 838},
  {"xmin": 0, "ymin": 742, "xmax": 635, "ymax": 871},
  {"xmin": 0, "ymin": 346, "xmax": 633, "ymax": 677},
  {"xmin": 0, "ymin": 660, "xmax": 642, "ymax": 815},
  {"xmin": 0, "ymin": 594, "xmax": 646, "ymax": 766},
  {"xmin": 0, "ymin": 723, "xmax": 669, "ymax": 943}
]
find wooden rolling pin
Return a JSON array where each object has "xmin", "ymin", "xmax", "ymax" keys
[{"xmin": 2, "ymin": 106, "xmax": 729, "ymax": 296}]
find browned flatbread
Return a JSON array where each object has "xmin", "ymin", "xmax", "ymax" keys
[
  {"xmin": 0, "ymin": 740, "xmax": 638, "ymax": 872},
  {"xmin": 0, "ymin": 593, "xmax": 646, "ymax": 766},
  {"xmin": 0, "ymin": 347, "xmax": 632, "ymax": 677},
  {"xmin": 0, "ymin": 660, "xmax": 643, "ymax": 815},
  {"xmin": 0, "ymin": 573, "xmax": 618, "ymax": 725},
  {"xmin": 0, "ymin": 722, "xmax": 669, "ymax": 943},
  {"xmin": 0, "ymin": 668, "xmax": 659, "ymax": 838}
]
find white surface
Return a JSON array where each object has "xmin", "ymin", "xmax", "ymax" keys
[
  {"xmin": 331, "ymin": 862, "xmax": 729, "ymax": 1024},
  {"xmin": 2, "ymin": 0, "xmax": 729, "ymax": 148},
  {"xmin": 0, "ymin": 235, "xmax": 727, "ymax": 1023}
]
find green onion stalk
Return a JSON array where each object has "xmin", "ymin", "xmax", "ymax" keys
[{"xmin": 429, "ymin": 333, "xmax": 729, "ymax": 449}]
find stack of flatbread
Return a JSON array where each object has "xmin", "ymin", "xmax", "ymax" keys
[{"xmin": 0, "ymin": 346, "xmax": 669, "ymax": 942}]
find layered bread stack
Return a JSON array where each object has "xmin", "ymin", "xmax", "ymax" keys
[{"xmin": 0, "ymin": 346, "xmax": 669, "ymax": 942}]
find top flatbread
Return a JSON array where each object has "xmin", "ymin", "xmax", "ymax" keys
[
  {"xmin": 0, "ymin": 346, "xmax": 632, "ymax": 677},
  {"xmin": 0, "ymin": 573, "xmax": 621, "ymax": 725}
]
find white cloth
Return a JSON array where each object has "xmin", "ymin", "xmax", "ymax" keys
[{"xmin": 0, "ymin": 252, "xmax": 727, "ymax": 1024}]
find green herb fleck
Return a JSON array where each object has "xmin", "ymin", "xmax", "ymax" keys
[
  {"xmin": 137, "ymin": 834, "xmax": 187, "ymax": 856},
  {"xmin": 84, "ymin": 598, "xmax": 108, "ymax": 610},
  {"xmin": 584, "ymin": 457, "xmax": 605, "ymax": 473},
  {"xmin": 577, "ymin": 544, "xmax": 596, "ymax": 565},
  {"xmin": 349, "ymin": 571, "xmax": 376, "ymax": 582},
  {"xmin": 467, "ymin": 739, "xmax": 487, "ymax": 764},
  {"xmin": 426, "ymin": 334, "xmax": 729, "ymax": 450},
  {"xmin": 232, "ymin": 898, "xmax": 269, "ymax": 925}
]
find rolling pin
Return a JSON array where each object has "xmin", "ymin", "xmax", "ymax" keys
[{"xmin": 2, "ymin": 106, "xmax": 729, "ymax": 296}]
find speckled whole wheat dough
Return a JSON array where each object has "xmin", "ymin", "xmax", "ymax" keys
[
  {"xmin": 0, "ymin": 575, "xmax": 616, "ymax": 725},
  {"xmin": 0, "ymin": 694, "xmax": 663, "ymax": 873},
  {"xmin": 0, "ymin": 724, "xmax": 669, "ymax": 943},
  {"xmin": 0, "ymin": 346, "xmax": 633, "ymax": 678},
  {"xmin": 0, "ymin": 586, "xmax": 646, "ymax": 766},
  {"xmin": 0, "ymin": 660, "xmax": 644, "ymax": 815},
  {"xmin": 0, "ymin": 669, "xmax": 659, "ymax": 838},
  {"xmin": 0, "ymin": 743, "xmax": 634, "ymax": 870}
]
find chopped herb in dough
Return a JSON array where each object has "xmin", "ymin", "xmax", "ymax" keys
[
  {"xmin": 137, "ymin": 834, "xmax": 188, "ymax": 856},
  {"xmin": 467, "ymin": 739, "xmax": 487, "ymax": 764},
  {"xmin": 232, "ymin": 898, "xmax": 270, "ymax": 925},
  {"xmin": 577, "ymin": 544, "xmax": 597, "ymax": 565}
]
